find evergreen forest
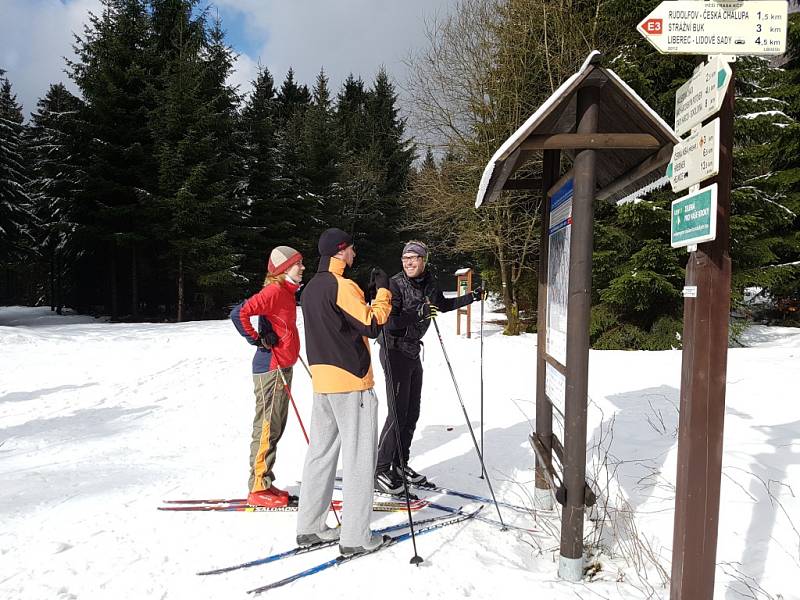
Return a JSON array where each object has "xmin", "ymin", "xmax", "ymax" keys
[{"xmin": 1, "ymin": 0, "xmax": 799, "ymax": 348}]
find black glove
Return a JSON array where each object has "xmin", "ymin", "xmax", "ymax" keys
[
  {"xmin": 417, "ymin": 302, "xmax": 439, "ymax": 321},
  {"xmin": 256, "ymin": 331, "xmax": 279, "ymax": 349},
  {"xmin": 472, "ymin": 287, "xmax": 486, "ymax": 302},
  {"xmin": 371, "ymin": 268, "xmax": 389, "ymax": 292},
  {"xmin": 366, "ymin": 271, "xmax": 376, "ymax": 303}
]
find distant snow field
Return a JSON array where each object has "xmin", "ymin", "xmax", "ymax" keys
[{"xmin": 1, "ymin": 305, "xmax": 798, "ymax": 599}]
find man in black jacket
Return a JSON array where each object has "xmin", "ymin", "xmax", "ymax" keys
[{"xmin": 375, "ymin": 240, "xmax": 484, "ymax": 494}]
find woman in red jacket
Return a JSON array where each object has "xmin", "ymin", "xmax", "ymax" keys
[{"xmin": 231, "ymin": 246, "xmax": 304, "ymax": 508}]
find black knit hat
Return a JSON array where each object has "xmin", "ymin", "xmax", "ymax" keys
[{"xmin": 318, "ymin": 228, "xmax": 353, "ymax": 256}]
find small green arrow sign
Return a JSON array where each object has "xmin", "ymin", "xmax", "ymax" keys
[{"xmin": 717, "ymin": 69, "xmax": 726, "ymax": 89}]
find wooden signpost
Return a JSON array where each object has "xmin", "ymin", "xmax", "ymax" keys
[{"xmin": 638, "ymin": 2, "xmax": 788, "ymax": 599}]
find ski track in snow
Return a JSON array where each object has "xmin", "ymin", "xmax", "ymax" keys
[{"xmin": 1, "ymin": 306, "xmax": 799, "ymax": 599}]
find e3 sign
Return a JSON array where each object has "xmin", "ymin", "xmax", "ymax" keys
[{"xmin": 641, "ymin": 18, "xmax": 663, "ymax": 35}]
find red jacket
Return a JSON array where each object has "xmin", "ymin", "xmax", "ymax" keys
[{"xmin": 236, "ymin": 279, "xmax": 301, "ymax": 372}]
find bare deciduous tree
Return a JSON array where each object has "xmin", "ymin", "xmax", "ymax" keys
[{"xmin": 403, "ymin": 0, "xmax": 613, "ymax": 333}]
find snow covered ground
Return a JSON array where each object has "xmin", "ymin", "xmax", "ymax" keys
[{"xmin": 1, "ymin": 304, "xmax": 798, "ymax": 599}]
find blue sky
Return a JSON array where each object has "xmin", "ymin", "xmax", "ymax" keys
[
  {"xmin": 209, "ymin": 3, "xmax": 265, "ymax": 59},
  {"xmin": 0, "ymin": 0, "xmax": 457, "ymax": 118}
]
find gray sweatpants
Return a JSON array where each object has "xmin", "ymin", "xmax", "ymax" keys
[{"xmin": 296, "ymin": 388, "xmax": 379, "ymax": 547}]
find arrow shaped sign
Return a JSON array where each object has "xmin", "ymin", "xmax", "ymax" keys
[
  {"xmin": 674, "ymin": 57, "xmax": 732, "ymax": 136},
  {"xmin": 667, "ymin": 118, "xmax": 721, "ymax": 191},
  {"xmin": 637, "ymin": 1, "xmax": 788, "ymax": 56}
]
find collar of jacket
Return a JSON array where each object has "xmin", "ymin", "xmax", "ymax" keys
[
  {"xmin": 404, "ymin": 270, "xmax": 431, "ymax": 288},
  {"xmin": 318, "ymin": 256, "xmax": 346, "ymax": 276},
  {"xmin": 281, "ymin": 278, "xmax": 300, "ymax": 293}
]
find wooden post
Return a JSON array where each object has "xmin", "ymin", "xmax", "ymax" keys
[
  {"xmin": 534, "ymin": 149, "xmax": 561, "ymax": 510},
  {"xmin": 670, "ymin": 64, "xmax": 734, "ymax": 600},
  {"xmin": 559, "ymin": 85, "xmax": 599, "ymax": 582},
  {"xmin": 466, "ymin": 270, "xmax": 471, "ymax": 338},
  {"xmin": 455, "ymin": 268, "xmax": 473, "ymax": 337}
]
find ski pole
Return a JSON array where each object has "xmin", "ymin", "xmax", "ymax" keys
[
  {"xmin": 273, "ymin": 358, "xmax": 340, "ymax": 526},
  {"xmin": 275, "ymin": 367, "xmax": 309, "ymax": 444},
  {"xmin": 380, "ymin": 329, "xmax": 424, "ymax": 565},
  {"xmin": 430, "ymin": 313, "xmax": 507, "ymax": 529},
  {"xmin": 298, "ymin": 355, "xmax": 313, "ymax": 379},
  {"xmin": 479, "ymin": 280, "xmax": 485, "ymax": 480}
]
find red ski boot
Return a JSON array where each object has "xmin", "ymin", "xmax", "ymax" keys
[
  {"xmin": 268, "ymin": 484, "xmax": 289, "ymax": 498},
  {"xmin": 247, "ymin": 490, "xmax": 289, "ymax": 508}
]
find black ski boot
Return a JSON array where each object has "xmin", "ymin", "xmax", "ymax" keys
[
  {"xmin": 375, "ymin": 467, "xmax": 404, "ymax": 495},
  {"xmin": 400, "ymin": 464, "xmax": 429, "ymax": 485}
]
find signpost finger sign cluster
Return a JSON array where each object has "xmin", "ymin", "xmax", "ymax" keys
[
  {"xmin": 638, "ymin": 2, "xmax": 788, "ymax": 600},
  {"xmin": 638, "ymin": 1, "xmax": 788, "ymax": 56}
]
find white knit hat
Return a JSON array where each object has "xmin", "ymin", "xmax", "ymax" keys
[{"xmin": 267, "ymin": 246, "xmax": 302, "ymax": 275}]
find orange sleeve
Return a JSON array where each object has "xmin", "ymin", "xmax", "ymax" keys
[{"xmin": 336, "ymin": 280, "xmax": 392, "ymax": 338}]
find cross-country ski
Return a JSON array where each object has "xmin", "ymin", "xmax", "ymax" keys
[
  {"xmin": 336, "ymin": 475, "xmax": 531, "ymax": 514},
  {"xmin": 246, "ymin": 508, "xmax": 483, "ymax": 594},
  {"xmin": 158, "ymin": 498, "xmax": 429, "ymax": 512},
  {"xmin": 197, "ymin": 510, "xmax": 463, "ymax": 576}
]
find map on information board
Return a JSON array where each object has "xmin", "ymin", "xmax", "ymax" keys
[
  {"xmin": 546, "ymin": 179, "xmax": 573, "ymax": 366},
  {"xmin": 545, "ymin": 362, "xmax": 566, "ymax": 418}
]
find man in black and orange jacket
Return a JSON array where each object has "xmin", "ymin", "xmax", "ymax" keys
[{"xmin": 295, "ymin": 228, "xmax": 394, "ymax": 555}]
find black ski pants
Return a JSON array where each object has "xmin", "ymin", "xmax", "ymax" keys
[{"xmin": 376, "ymin": 347, "xmax": 423, "ymax": 473}]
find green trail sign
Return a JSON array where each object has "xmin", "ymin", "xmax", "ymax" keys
[{"xmin": 671, "ymin": 183, "xmax": 718, "ymax": 248}]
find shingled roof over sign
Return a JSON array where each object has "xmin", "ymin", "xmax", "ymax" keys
[{"xmin": 475, "ymin": 51, "xmax": 679, "ymax": 208}]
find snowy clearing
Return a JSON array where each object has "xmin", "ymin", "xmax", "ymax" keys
[{"xmin": 1, "ymin": 305, "xmax": 799, "ymax": 599}]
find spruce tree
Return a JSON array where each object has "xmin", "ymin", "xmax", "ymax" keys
[
  {"xmin": 0, "ymin": 69, "xmax": 32, "ymax": 265},
  {"xmin": 68, "ymin": 0, "xmax": 155, "ymax": 317},
  {"xmin": 276, "ymin": 68, "xmax": 311, "ymax": 123},
  {"xmin": 237, "ymin": 67, "xmax": 281, "ymax": 288},
  {"xmin": 149, "ymin": 1, "xmax": 241, "ymax": 320},
  {"xmin": 367, "ymin": 69, "xmax": 415, "ymax": 198},
  {"xmin": 27, "ymin": 83, "xmax": 85, "ymax": 313},
  {"xmin": 727, "ymin": 51, "xmax": 799, "ymax": 318},
  {"xmin": 333, "ymin": 75, "xmax": 380, "ymax": 281},
  {"xmin": 420, "ymin": 147, "xmax": 437, "ymax": 172},
  {"xmin": 362, "ymin": 69, "xmax": 415, "ymax": 274},
  {"xmin": 304, "ymin": 68, "xmax": 340, "ymax": 236},
  {"xmin": 333, "ymin": 71, "xmax": 415, "ymax": 281},
  {"xmin": 336, "ymin": 74, "xmax": 369, "ymax": 151},
  {"xmin": 270, "ymin": 69, "xmax": 314, "ymax": 259},
  {"xmin": 725, "ymin": 13, "xmax": 800, "ymax": 320}
]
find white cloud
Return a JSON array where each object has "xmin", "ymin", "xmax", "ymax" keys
[
  {"xmin": 214, "ymin": 0, "xmax": 456, "ymax": 96},
  {"xmin": 0, "ymin": 0, "xmax": 457, "ymax": 118},
  {"xmin": 227, "ymin": 49, "xmax": 261, "ymax": 103},
  {"xmin": 0, "ymin": 0, "xmax": 103, "ymax": 117}
]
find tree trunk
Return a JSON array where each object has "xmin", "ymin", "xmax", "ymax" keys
[
  {"xmin": 177, "ymin": 251, "xmax": 184, "ymax": 323},
  {"xmin": 55, "ymin": 249, "xmax": 63, "ymax": 315},
  {"xmin": 498, "ymin": 246, "xmax": 521, "ymax": 335},
  {"xmin": 110, "ymin": 241, "xmax": 118, "ymax": 320},
  {"xmin": 49, "ymin": 248, "xmax": 55, "ymax": 312},
  {"xmin": 508, "ymin": 276, "xmax": 521, "ymax": 336},
  {"xmin": 131, "ymin": 244, "xmax": 138, "ymax": 319}
]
